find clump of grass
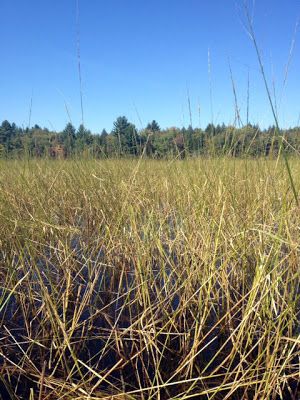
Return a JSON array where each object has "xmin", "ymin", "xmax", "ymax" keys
[{"xmin": 0, "ymin": 157, "xmax": 300, "ymax": 399}]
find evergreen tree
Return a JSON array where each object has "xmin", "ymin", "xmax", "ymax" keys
[
  {"xmin": 76, "ymin": 124, "xmax": 93, "ymax": 145},
  {"xmin": 101, "ymin": 129, "xmax": 108, "ymax": 137},
  {"xmin": 100, "ymin": 129, "xmax": 108, "ymax": 145},
  {"xmin": 146, "ymin": 120, "xmax": 160, "ymax": 132},
  {"xmin": 0, "ymin": 120, "xmax": 11, "ymax": 143},
  {"xmin": 185, "ymin": 125, "xmax": 194, "ymax": 153},
  {"xmin": 112, "ymin": 116, "xmax": 138, "ymax": 154},
  {"xmin": 77, "ymin": 124, "xmax": 87, "ymax": 140},
  {"xmin": 205, "ymin": 123, "xmax": 216, "ymax": 136},
  {"xmin": 61, "ymin": 123, "xmax": 76, "ymax": 154},
  {"xmin": 76, "ymin": 124, "xmax": 93, "ymax": 150},
  {"xmin": 0, "ymin": 120, "xmax": 13, "ymax": 152}
]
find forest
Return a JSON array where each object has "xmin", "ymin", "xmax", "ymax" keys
[{"xmin": 1, "ymin": 117, "xmax": 299, "ymax": 158}]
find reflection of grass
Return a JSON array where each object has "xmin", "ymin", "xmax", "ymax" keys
[{"xmin": 1, "ymin": 158, "xmax": 300, "ymax": 399}]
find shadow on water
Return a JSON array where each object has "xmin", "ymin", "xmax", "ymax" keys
[{"xmin": 1, "ymin": 235, "xmax": 300, "ymax": 399}]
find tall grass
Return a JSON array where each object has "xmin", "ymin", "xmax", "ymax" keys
[
  {"xmin": 244, "ymin": 3, "xmax": 299, "ymax": 206},
  {"xmin": 1, "ymin": 157, "xmax": 300, "ymax": 399}
]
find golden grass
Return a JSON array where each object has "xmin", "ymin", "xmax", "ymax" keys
[{"xmin": 1, "ymin": 157, "xmax": 300, "ymax": 399}]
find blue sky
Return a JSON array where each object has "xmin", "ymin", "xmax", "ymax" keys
[{"xmin": 0, "ymin": 0, "xmax": 300, "ymax": 132}]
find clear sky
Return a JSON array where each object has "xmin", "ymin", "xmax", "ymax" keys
[{"xmin": 0, "ymin": 0, "xmax": 300, "ymax": 132}]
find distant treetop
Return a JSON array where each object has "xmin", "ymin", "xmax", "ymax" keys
[{"xmin": 146, "ymin": 120, "xmax": 160, "ymax": 132}]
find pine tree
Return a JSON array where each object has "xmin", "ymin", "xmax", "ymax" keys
[
  {"xmin": 112, "ymin": 116, "xmax": 138, "ymax": 154},
  {"xmin": 61, "ymin": 123, "xmax": 76, "ymax": 154},
  {"xmin": 100, "ymin": 129, "xmax": 108, "ymax": 145},
  {"xmin": 0, "ymin": 120, "xmax": 13, "ymax": 152},
  {"xmin": 146, "ymin": 120, "xmax": 160, "ymax": 132}
]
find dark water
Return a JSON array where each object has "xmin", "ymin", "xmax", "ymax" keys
[{"xmin": 1, "ymin": 236, "xmax": 300, "ymax": 399}]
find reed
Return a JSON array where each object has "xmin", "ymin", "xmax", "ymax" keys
[{"xmin": 1, "ymin": 157, "xmax": 300, "ymax": 399}]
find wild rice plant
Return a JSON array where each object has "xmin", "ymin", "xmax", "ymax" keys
[{"xmin": 1, "ymin": 157, "xmax": 300, "ymax": 399}]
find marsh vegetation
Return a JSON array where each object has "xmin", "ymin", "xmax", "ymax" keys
[{"xmin": 1, "ymin": 158, "xmax": 300, "ymax": 399}]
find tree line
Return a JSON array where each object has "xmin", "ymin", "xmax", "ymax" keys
[{"xmin": 0, "ymin": 116, "xmax": 300, "ymax": 158}]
